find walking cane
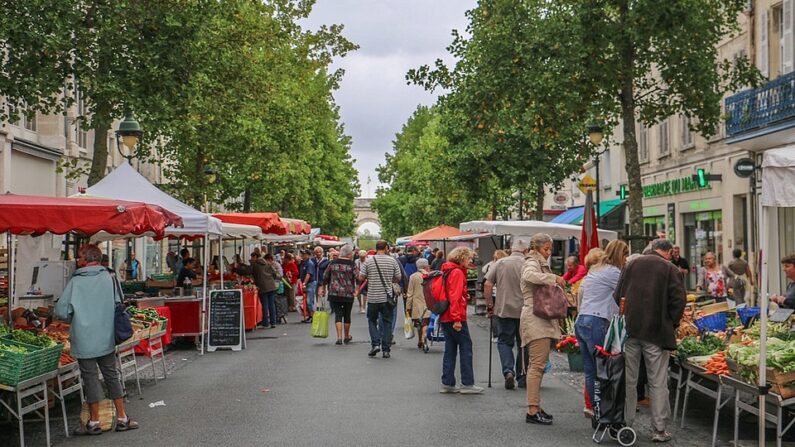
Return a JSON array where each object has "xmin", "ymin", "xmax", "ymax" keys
[{"xmin": 488, "ymin": 314, "xmax": 493, "ymax": 388}]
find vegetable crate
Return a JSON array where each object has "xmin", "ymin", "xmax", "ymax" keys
[
  {"xmin": 0, "ymin": 338, "xmax": 63, "ymax": 386},
  {"xmin": 737, "ymin": 307, "xmax": 760, "ymax": 327},
  {"xmin": 694, "ymin": 312, "xmax": 728, "ymax": 333}
]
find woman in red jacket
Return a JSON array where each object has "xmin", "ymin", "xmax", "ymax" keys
[
  {"xmin": 282, "ymin": 253, "xmax": 300, "ymax": 312},
  {"xmin": 438, "ymin": 247, "xmax": 483, "ymax": 394}
]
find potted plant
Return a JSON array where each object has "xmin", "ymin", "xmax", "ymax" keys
[{"xmin": 556, "ymin": 335, "xmax": 583, "ymax": 372}]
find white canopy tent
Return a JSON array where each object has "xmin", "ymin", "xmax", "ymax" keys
[
  {"xmin": 83, "ymin": 163, "xmax": 225, "ymax": 355},
  {"xmin": 219, "ymin": 222, "xmax": 263, "ymax": 239},
  {"xmin": 459, "ymin": 220, "xmax": 618, "ymax": 241},
  {"xmin": 757, "ymin": 147, "xmax": 795, "ymax": 444}
]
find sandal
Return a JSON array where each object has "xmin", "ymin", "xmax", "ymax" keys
[
  {"xmin": 75, "ymin": 421, "xmax": 103, "ymax": 436},
  {"xmin": 115, "ymin": 417, "xmax": 139, "ymax": 432},
  {"xmin": 344, "ymin": 336, "xmax": 353, "ymax": 344}
]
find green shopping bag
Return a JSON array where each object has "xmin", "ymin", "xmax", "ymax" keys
[{"xmin": 311, "ymin": 297, "xmax": 329, "ymax": 338}]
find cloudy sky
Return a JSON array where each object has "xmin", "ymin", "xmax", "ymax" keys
[{"xmin": 303, "ymin": 0, "xmax": 477, "ymax": 199}]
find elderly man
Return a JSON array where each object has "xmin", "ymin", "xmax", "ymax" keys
[
  {"xmin": 55, "ymin": 244, "xmax": 138, "ymax": 435},
  {"xmin": 484, "ymin": 238, "xmax": 531, "ymax": 390},
  {"xmin": 614, "ymin": 239, "xmax": 686, "ymax": 443}
]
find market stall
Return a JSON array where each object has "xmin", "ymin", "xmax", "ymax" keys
[
  {"xmin": 0, "ymin": 193, "xmax": 181, "ymax": 445},
  {"xmin": 83, "ymin": 162, "xmax": 224, "ymax": 354}
]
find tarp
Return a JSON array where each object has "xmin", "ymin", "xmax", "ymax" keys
[
  {"xmin": 84, "ymin": 163, "xmax": 223, "ymax": 236},
  {"xmin": 214, "ymin": 212, "xmax": 285, "ymax": 235},
  {"xmin": 459, "ymin": 220, "xmax": 617, "ymax": 241},
  {"xmin": 761, "ymin": 146, "xmax": 795, "ymax": 207},
  {"xmin": 0, "ymin": 193, "xmax": 182, "ymax": 238},
  {"xmin": 410, "ymin": 224, "xmax": 471, "ymax": 241},
  {"xmin": 220, "ymin": 222, "xmax": 263, "ymax": 239}
]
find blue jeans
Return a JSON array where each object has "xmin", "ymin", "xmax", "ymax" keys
[
  {"xmin": 574, "ymin": 314, "xmax": 609, "ymax": 404},
  {"xmin": 496, "ymin": 317, "xmax": 528, "ymax": 383},
  {"xmin": 306, "ymin": 281, "xmax": 317, "ymax": 314},
  {"xmin": 367, "ymin": 302, "xmax": 393, "ymax": 352},
  {"xmin": 441, "ymin": 322, "xmax": 474, "ymax": 387},
  {"xmin": 260, "ymin": 290, "xmax": 277, "ymax": 326}
]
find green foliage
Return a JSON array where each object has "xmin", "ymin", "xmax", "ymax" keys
[
  {"xmin": 372, "ymin": 106, "xmax": 491, "ymax": 242},
  {"xmin": 0, "ymin": 0, "xmax": 360, "ymax": 236}
]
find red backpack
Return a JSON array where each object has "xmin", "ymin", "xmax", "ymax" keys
[{"xmin": 422, "ymin": 270, "xmax": 451, "ymax": 315}]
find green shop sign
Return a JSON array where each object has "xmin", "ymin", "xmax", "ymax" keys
[{"xmin": 643, "ymin": 174, "xmax": 710, "ymax": 198}]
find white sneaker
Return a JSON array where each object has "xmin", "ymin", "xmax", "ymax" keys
[
  {"xmin": 460, "ymin": 385, "xmax": 484, "ymax": 394},
  {"xmin": 439, "ymin": 384, "xmax": 460, "ymax": 394}
]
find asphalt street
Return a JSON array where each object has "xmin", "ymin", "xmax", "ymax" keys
[{"xmin": 2, "ymin": 307, "xmax": 787, "ymax": 446}]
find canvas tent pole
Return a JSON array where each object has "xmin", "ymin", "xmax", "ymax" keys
[
  {"xmin": 200, "ymin": 232, "xmax": 209, "ymax": 355},
  {"xmin": 757, "ymin": 204, "xmax": 769, "ymax": 445},
  {"xmin": 7, "ymin": 232, "xmax": 13, "ymax": 328},
  {"xmin": 219, "ymin": 235, "xmax": 225, "ymax": 291}
]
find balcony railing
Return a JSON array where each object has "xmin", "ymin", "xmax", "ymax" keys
[{"xmin": 725, "ymin": 70, "xmax": 795, "ymax": 138}]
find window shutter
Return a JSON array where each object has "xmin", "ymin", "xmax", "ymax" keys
[
  {"xmin": 783, "ymin": 0, "xmax": 793, "ymax": 74},
  {"xmin": 760, "ymin": 8, "xmax": 769, "ymax": 77}
]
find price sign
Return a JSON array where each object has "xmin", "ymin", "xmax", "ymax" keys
[{"xmin": 207, "ymin": 289, "xmax": 244, "ymax": 352}]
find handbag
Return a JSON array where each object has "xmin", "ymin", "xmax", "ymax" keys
[
  {"xmin": 311, "ymin": 295, "xmax": 329, "ymax": 338},
  {"xmin": 112, "ymin": 275, "xmax": 133, "ymax": 344},
  {"xmin": 372, "ymin": 256, "xmax": 397, "ymax": 308},
  {"xmin": 532, "ymin": 284, "xmax": 569, "ymax": 320}
]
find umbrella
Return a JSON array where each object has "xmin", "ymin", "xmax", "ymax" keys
[{"xmin": 580, "ymin": 190, "xmax": 600, "ymax": 264}]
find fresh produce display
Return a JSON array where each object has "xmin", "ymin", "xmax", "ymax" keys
[
  {"xmin": 744, "ymin": 321, "xmax": 794, "ymax": 341},
  {"xmin": 0, "ymin": 343, "xmax": 28, "ymax": 354},
  {"xmin": 59, "ymin": 352, "xmax": 76, "ymax": 365},
  {"xmin": 676, "ymin": 334, "xmax": 724, "ymax": 360},
  {"xmin": 704, "ymin": 351, "xmax": 729, "ymax": 376},
  {"xmin": 10, "ymin": 329, "xmax": 55, "ymax": 347},
  {"xmin": 0, "ymin": 324, "xmax": 8, "ymax": 336}
]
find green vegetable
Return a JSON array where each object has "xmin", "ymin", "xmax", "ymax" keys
[
  {"xmin": 677, "ymin": 334, "xmax": 725, "ymax": 360},
  {"xmin": 10, "ymin": 329, "xmax": 55, "ymax": 348},
  {"xmin": 0, "ymin": 343, "xmax": 29, "ymax": 354},
  {"xmin": 745, "ymin": 321, "xmax": 794, "ymax": 341}
]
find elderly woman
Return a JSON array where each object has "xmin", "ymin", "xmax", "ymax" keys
[
  {"xmin": 521, "ymin": 233, "xmax": 567, "ymax": 425},
  {"xmin": 406, "ymin": 258, "xmax": 431, "ymax": 349},
  {"xmin": 321, "ymin": 244, "xmax": 358, "ymax": 345},
  {"xmin": 575, "ymin": 240, "xmax": 629, "ymax": 417},
  {"xmin": 696, "ymin": 252, "xmax": 735, "ymax": 303},
  {"xmin": 438, "ymin": 247, "xmax": 483, "ymax": 394}
]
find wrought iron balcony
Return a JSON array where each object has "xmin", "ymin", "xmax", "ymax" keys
[{"xmin": 725, "ymin": 70, "xmax": 795, "ymax": 139}]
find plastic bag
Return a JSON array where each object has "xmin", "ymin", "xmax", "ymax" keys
[
  {"xmin": 311, "ymin": 310, "xmax": 329, "ymax": 338},
  {"xmin": 404, "ymin": 312, "xmax": 415, "ymax": 340},
  {"xmin": 602, "ymin": 314, "xmax": 626, "ymax": 354}
]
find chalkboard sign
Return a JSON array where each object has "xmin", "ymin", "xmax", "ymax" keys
[{"xmin": 207, "ymin": 289, "xmax": 244, "ymax": 352}]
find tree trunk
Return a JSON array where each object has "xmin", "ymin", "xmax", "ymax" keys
[
  {"xmin": 87, "ymin": 105, "xmax": 112, "ymax": 186},
  {"xmin": 243, "ymin": 186, "xmax": 251, "ymax": 212},
  {"xmin": 618, "ymin": 0, "xmax": 645, "ymax": 253},
  {"xmin": 533, "ymin": 183, "xmax": 544, "ymax": 220}
]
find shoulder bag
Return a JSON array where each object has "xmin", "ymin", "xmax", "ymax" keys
[
  {"xmin": 373, "ymin": 256, "xmax": 397, "ymax": 308},
  {"xmin": 527, "ymin": 260, "xmax": 568, "ymax": 320},
  {"xmin": 112, "ymin": 274, "xmax": 134, "ymax": 344}
]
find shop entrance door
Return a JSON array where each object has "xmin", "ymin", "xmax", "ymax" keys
[{"xmin": 684, "ymin": 211, "xmax": 723, "ymax": 288}]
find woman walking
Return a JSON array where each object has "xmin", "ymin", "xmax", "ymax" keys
[
  {"xmin": 321, "ymin": 244, "xmax": 358, "ymax": 345},
  {"xmin": 521, "ymin": 233, "xmax": 568, "ymax": 425},
  {"xmin": 438, "ymin": 247, "xmax": 483, "ymax": 394},
  {"xmin": 574, "ymin": 240, "xmax": 629, "ymax": 418},
  {"xmin": 406, "ymin": 258, "xmax": 431, "ymax": 349}
]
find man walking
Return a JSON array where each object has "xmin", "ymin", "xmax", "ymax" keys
[
  {"xmin": 614, "ymin": 239, "xmax": 685, "ymax": 443},
  {"xmin": 484, "ymin": 238, "xmax": 530, "ymax": 390},
  {"xmin": 55, "ymin": 244, "xmax": 138, "ymax": 435},
  {"xmin": 359, "ymin": 240, "xmax": 401, "ymax": 358},
  {"xmin": 251, "ymin": 252, "xmax": 280, "ymax": 328}
]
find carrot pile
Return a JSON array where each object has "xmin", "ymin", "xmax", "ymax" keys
[
  {"xmin": 704, "ymin": 351, "xmax": 729, "ymax": 376},
  {"xmin": 59, "ymin": 352, "xmax": 76, "ymax": 366}
]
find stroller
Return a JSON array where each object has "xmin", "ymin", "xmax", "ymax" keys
[
  {"xmin": 422, "ymin": 313, "xmax": 445, "ymax": 353},
  {"xmin": 591, "ymin": 308, "xmax": 637, "ymax": 446}
]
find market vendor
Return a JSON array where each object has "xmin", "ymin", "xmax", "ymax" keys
[
  {"xmin": 771, "ymin": 254, "xmax": 795, "ymax": 309},
  {"xmin": 562, "ymin": 256, "xmax": 587, "ymax": 284},
  {"xmin": 176, "ymin": 257, "xmax": 199, "ymax": 287}
]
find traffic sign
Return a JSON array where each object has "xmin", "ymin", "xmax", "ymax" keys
[
  {"xmin": 578, "ymin": 174, "xmax": 597, "ymax": 193},
  {"xmin": 733, "ymin": 158, "xmax": 756, "ymax": 178}
]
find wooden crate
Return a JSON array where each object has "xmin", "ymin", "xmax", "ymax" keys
[
  {"xmin": 767, "ymin": 368, "xmax": 795, "ymax": 385},
  {"xmin": 771, "ymin": 383, "xmax": 795, "ymax": 399}
]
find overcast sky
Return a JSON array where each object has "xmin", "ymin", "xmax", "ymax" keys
[{"xmin": 303, "ymin": 0, "xmax": 477, "ymax": 199}]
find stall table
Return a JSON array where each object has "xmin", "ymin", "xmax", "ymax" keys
[
  {"xmin": 0, "ymin": 370, "xmax": 57, "ymax": 447},
  {"xmin": 163, "ymin": 296, "xmax": 207, "ymax": 338},
  {"xmin": 679, "ymin": 362, "xmax": 733, "ymax": 447},
  {"xmin": 718, "ymin": 374, "xmax": 795, "ymax": 447},
  {"xmin": 51, "ymin": 361, "xmax": 83, "ymax": 437}
]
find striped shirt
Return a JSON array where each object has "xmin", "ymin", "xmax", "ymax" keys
[{"xmin": 360, "ymin": 255, "xmax": 401, "ymax": 304}]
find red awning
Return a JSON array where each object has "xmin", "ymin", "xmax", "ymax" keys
[
  {"xmin": 409, "ymin": 224, "xmax": 471, "ymax": 241},
  {"xmin": 0, "ymin": 193, "xmax": 183, "ymax": 238},
  {"xmin": 213, "ymin": 212, "xmax": 286, "ymax": 235},
  {"xmin": 280, "ymin": 218, "xmax": 312, "ymax": 235}
]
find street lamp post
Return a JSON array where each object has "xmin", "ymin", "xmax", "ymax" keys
[
  {"xmin": 587, "ymin": 123, "xmax": 605, "ymax": 222},
  {"xmin": 115, "ymin": 113, "xmax": 143, "ymax": 280}
]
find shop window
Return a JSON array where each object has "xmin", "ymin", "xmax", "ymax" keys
[
  {"xmin": 638, "ymin": 123, "xmax": 649, "ymax": 162},
  {"xmin": 659, "ymin": 119, "xmax": 670, "ymax": 156},
  {"xmin": 681, "ymin": 115, "xmax": 694, "ymax": 149},
  {"xmin": 10, "ymin": 102, "xmax": 36, "ymax": 132}
]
